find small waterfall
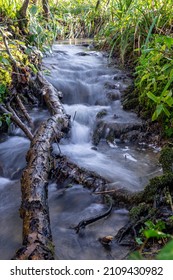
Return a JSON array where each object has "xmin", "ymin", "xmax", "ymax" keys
[{"xmin": 71, "ymin": 121, "xmax": 90, "ymax": 144}]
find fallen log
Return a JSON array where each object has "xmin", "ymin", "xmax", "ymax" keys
[
  {"xmin": 52, "ymin": 154, "xmax": 109, "ymax": 191},
  {"xmin": 52, "ymin": 154, "xmax": 143, "ymax": 208},
  {"xmin": 13, "ymin": 74, "xmax": 70, "ymax": 260}
]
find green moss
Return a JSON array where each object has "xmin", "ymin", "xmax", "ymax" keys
[
  {"xmin": 159, "ymin": 146, "xmax": 173, "ymax": 173},
  {"xmin": 129, "ymin": 202, "xmax": 149, "ymax": 222},
  {"xmin": 123, "ymin": 97, "xmax": 139, "ymax": 111},
  {"xmin": 142, "ymin": 174, "xmax": 173, "ymax": 205},
  {"xmin": 96, "ymin": 109, "xmax": 107, "ymax": 119}
]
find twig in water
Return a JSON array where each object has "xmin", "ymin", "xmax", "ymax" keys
[
  {"xmin": 73, "ymin": 111, "xmax": 77, "ymax": 121},
  {"xmin": 94, "ymin": 190, "xmax": 115, "ymax": 195},
  {"xmin": 57, "ymin": 143, "xmax": 61, "ymax": 154}
]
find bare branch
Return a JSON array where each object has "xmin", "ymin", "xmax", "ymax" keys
[
  {"xmin": 15, "ymin": 93, "xmax": 34, "ymax": 129},
  {"xmin": 6, "ymin": 103, "xmax": 34, "ymax": 141}
]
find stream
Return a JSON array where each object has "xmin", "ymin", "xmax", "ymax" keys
[{"xmin": 0, "ymin": 40, "xmax": 162, "ymax": 259}]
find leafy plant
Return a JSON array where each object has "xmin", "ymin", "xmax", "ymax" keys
[
  {"xmin": 157, "ymin": 239, "xmax": 173, "ymax": 260},
  {"xmin": 130, "ymin": 218, "xmax": 173, "ymax": 260},
  {"xmin": 143, "ymin": 219, "xmax": 171, "ymax": 239},
  {"xmin": 0, "ymin": 113, "xmax": 11, "ymax": 127},
  {"xmin": 135, "ymin": 34, "xmax": 173, "ymax": 135}
]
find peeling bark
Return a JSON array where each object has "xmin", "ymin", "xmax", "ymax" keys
[
  {"xmin": 15, "ymin": 94, "xmax": 34, "ymax": 129},
  {"xmin": 13, "ymin": 74, "xmax": 70, "ymax": 260}
]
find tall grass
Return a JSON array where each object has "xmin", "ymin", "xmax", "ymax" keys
[
  {"xmin": 0, "ymin": 0, "xmax": 21, "ymax": 18},
  {"xmin": 91, "ymin": 0, "xmax": 171, "ymax": 64}
]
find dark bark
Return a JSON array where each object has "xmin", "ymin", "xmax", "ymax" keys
[
  {"xmin": 52, "ymin": 154, "xmax": 109, "ymax": 191},
  {"xmin": 19, "ymin": 0, "xmax": 30, "ymax": 18},
  {"xmin": 15, "ymin": 94, "xmax": 34, "ymax": 130},
  {"xmin": 52, "ymin": 154, "xmax": 143, "ymax": 208},
  {"xmin": 13, "ymin": 74, "xmax": 70, "ymax": 260},
  {"xmin": 17, "ymin": 0, "xmax": 30, "ymax": 32},
  {"xmin": 95, "ymin": 0, "xmax": 101, "ymax": 11},
  {"xmin": 42, "ymin": 0, "xmax": 50, "ymax": 21}
]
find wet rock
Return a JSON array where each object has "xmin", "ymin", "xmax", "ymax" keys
[
  {"xmin": 92, "ymin": 120, "xmax": 106, "ymax": 145},
  {"xmin": 120, "ymin": 130, "xmax": 142, "ymax": 143},
  {"xmin": 113, "ymin": 114, "xmax": 119, "ymax": 119},
  {"xmin": 0, "ymin": 164, "xmax": 3, "ymax": 176},
  {"xmin": 104, "ymin": 81, "xmax": 121, "ymax": 90},
  {"xmin": 123, "ymin": 97, "xmax": 139, "ymax": 111},
  {"xmin": 96, "ymin": 109, "xmax": 108, "ymax": 119},
  {"xmin": 113, "ymin": 73, "xmax": 129, "ymax": 81},
  {"xmin": 99, "ymin": 235, "xmax": 113, "ymax": 245},
  {"xmin": 129, "ymin": 202, "xmax": 150, "ymax": 222},
  {"xmin": 76, "ymin": 52, "xmax": 90, "ymax": 56},
  {"xmin": 54, "ymin": 50, "xmax": 68, "ymax": 56},
  {"xmin": 121, "ymin": 85, "xmax": 139, "ymax": 111},
  {"xmin": 92, "ymin": 119, "xmax": 144, "ymax": 145},
  {"xmin": 95, "ymin": 98, "xmax": 109, "ymax": 106},
  {"xmin": 106, "ymin": 91, "xmax": 120, "ymax": 101},
  {"xmin": 91, "ymin": 146, "xmax": 97, "ymax": 151}
]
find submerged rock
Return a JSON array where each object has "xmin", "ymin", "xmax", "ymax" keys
[
  {"xmin": 96, "ymin": 109, "xmax": 108, "ymax": 119},
  {"xmin": 106, "ymin": 91, "xmax": 121, "ymax": 101},
  {"xmin": 92, "ymin": 119, "xmax": 145, "ymax": 145}
]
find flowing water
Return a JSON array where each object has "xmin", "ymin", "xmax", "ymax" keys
[
  {"xmin": 0, "ymin": 109, "xmax": 49, "ymax": 259},
  {"xmin": 0, "ymin": 41, "xmax": 162, "ymax": 259}
]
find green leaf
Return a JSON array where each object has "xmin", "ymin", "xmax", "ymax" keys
[
  {"xmin": 141, "ymin": 73, "xmax": 150, "ymax": 83},
  {"xmin": 165, "ymin": 96, "xmax": 173, "ymax": 107},
  {"xmin": 144, "ymin": 229, "xmax": 166, "ymax": 239},
  {"xmin": 157, "ymin": 239, "xmax": 173, "ymax": 260},
  {"xmin": 144, "ymin": 220, "xmax": 155, "ymax": 228},
  {"xmin": 152, "ymin": 104, "xmax": 164, "ymax": 121},
  {"xmin": 135, "ymin": 237, "xmax": 143, "ymax": 245},
  {"xmin": 5, "ymin": 115, "xmax": 11, "ymax": 127},
  {"xmin": 36, "ymin": 26, "xmax": 43, "ymax": 34},
  {"xmin": 161, "ymin": 63, "xmax": 173, "ymax": 72},
  {"xmin": 147, "ymin": 91, "xmax": 159, "ymax": 103},
  {"xmin": 24, "ymin": 48, "xmax": 32, "ymax": 55},
  {"xmin": 0, "ymin": 84, "xmax": 6, "ymax": 94},
  {"xmin": 29, "ymin": 5, "xmax": 38, "ymax": 16},
  {"xmin": 164, "ymin": 37, "xmax": 173, "ymax": 48},
  {"xmin": 28, "ymin": 63, "xmax": 38, "ymax": 74},
  {"xmin": 144, "ymin": 16, "xmax": 158, "ymax": 48},
  {"xmin": 162, "ymin": 105, "xmax": 170, "ymax": 117},
  {"xmin": 0, "ymin": 56, "xmax": 10, "ymax": 65},
  {"xmin": 161, "ymin": 75, "xmax": 173, "ymax": 97},
  {"xmin": 128, "ymin": 251, "xmax": 144, "ymax": 260}
]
